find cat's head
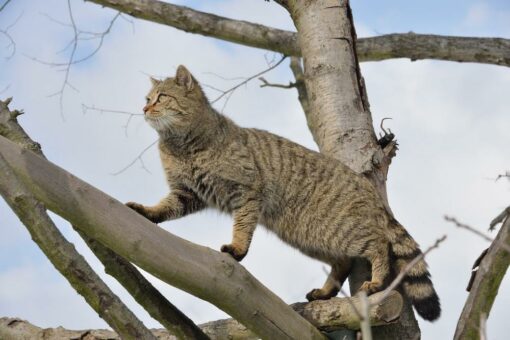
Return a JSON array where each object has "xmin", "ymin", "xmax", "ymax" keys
[{"xmin": 143, "ymin": 65, "xmax": 207, "ymax": 132}]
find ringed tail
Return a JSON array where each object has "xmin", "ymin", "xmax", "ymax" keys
[{"xmin": 388, "ymin": 219, "xmax": 441, "ymax": 321}]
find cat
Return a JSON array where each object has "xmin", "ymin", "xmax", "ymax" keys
[{"xmin": 126, "ymin": 65, "xmax": 441, "ymax": 321}]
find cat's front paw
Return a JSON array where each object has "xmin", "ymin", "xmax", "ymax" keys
[
  {"xmin": 220, "ymin": 244, "xmax": 247, "ymax": 262},
  {"xmin": 306, "ymin": 288, "xmax": 337, "ymax": 302}
]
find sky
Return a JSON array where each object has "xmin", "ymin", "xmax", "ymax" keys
[{"xmin": 0, "ymin": 0, "xmax": 509, "ymax": 339}]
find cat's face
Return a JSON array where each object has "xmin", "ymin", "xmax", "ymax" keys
[{"xmin": 143, "ymin": 65, "xmax": 205, "ymax": 132}]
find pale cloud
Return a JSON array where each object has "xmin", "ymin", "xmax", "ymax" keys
[{"xmin": 0, "ymin": 1, "xmax": 509, "ymax": 339}]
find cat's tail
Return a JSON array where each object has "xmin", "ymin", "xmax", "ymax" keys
[{"xmin": 387, "ymin": 218, "xmax": 441, "ymax": 321}]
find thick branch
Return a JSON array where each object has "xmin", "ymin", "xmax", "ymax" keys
[
  {"xmin": 86, "ymin": 0, "xmax": 510, "ymax": 67},
  {"xmin": 0, "ymin": 135, "xmax": 325, "ymax": 340},
  {"xmin": 0, "ymin": 99, "xmax": 208, "ymax": 340},
  {"xmin": 454, "ymin": 210, "xmax": 510, "ymax": 340},
  {"xmin": 0, "ymin": 291, "xmax": 403, "ymax": 339},
  {"xmin": 0, "ymin": 152, "xmax": 155, "ymax": 339}
]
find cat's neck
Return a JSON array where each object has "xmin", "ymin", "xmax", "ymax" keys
[{"xmin": 158, "ymin": 107, "xmax": 234, "ymax": 156}]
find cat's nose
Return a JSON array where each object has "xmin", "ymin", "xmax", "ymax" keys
[{"xmin": 143, "ymin": 105, "xmax": 150, "ymax": 114}]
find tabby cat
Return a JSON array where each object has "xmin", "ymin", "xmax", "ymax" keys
[{"xmin": 127, "ymin": 65, "xmax": 441, "ymax": 321}]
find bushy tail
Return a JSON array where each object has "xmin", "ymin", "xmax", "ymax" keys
[{"xmin": 387, "ymin": 219, "xmax": 441, "ymax": 321}]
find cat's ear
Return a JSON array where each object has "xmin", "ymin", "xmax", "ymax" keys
[
  {"xmin": 150, "ymin": 77, "xmax": 161, "ymax": 87},
  {"xmin": 175, "ymin": 65, "xmax": 195, "ymax": 91}
]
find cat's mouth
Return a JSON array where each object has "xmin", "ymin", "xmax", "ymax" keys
[{"xmin": 145, "ymin": 111, "xmax": 162, "ymax": 118}]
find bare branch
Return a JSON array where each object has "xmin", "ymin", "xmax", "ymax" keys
[
  {"xmin": 82, "ymin": 103, "xmax": 143, "ymax": 137},
  {"xmin": 1, "ymin": 291, "xmax": 403, "ymax": 339},
  {"xmin": 0, "ymin": 11, "xmax": 22, "ymax": 59},
  {"xmin": 0, "ymin": 99, "xmax": 208, "ymax": 339},
  {"xmin": 26, "ymin": 4, "xmax": 121, "ymax": 119},
  {"xmin": 445, "ymin": 215, "xmax": 510, "ymax": 252},
  {"xmin": 359, "ymin": 292, "xmax": 373, "ymax": 340},
  {"xmin": 209, "ymin": 55, "xmax": 287, "ymax": 106},
  {"xmin": 372, "ymin": 235, "xmax": 447, "ymax": 307},
  {"xmin": 0, "ymin": 0, "xmax": 12, "ymax": 12},
  {"xmin": 454, "ymin": 211, "xmax": 510, "ymax": 339},
  {"xmin": 86, "ymin": 0, "xmax": 510, "ymax": 67},
  {"xmin": 495, "ymin": 171, "xmax": 510, "ymax": 181},
  {"xmin": 258, "ymin": 77, "xmax": 296, "ymax": 89},
  {"xmin": 112, "ymin": 139, "xmax": 158, "ymax": 175},
  {"xmin": 490, "ymin": 206, "xmax": 510, "ymax": 231},
  {"xmin": 0, "ymin": 100, "xmax": 157, "ymax": 340}
]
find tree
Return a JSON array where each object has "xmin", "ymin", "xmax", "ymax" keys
[{"xmin": 0, "ymin": 0, "xmax": 509, "ymax": 339}]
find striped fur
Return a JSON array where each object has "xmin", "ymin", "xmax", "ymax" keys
[{"xmin": 127, "ymin": 66, "xmax": 441, "ymax": 321}]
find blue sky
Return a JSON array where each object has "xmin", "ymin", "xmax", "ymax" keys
[{"xmin": 0, "ymin": 1, "xmax": 509, "ymax": 339}]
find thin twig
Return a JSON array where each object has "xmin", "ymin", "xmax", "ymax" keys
[
  {"xmin": 495, "ymin": 171, "xmax": 510, "ymax": 181},
  {"xmin": 0, "ymin": 11, "xmax": 22, "ymax": 60},
  {"xmin": 372, "ymin": 235, "xmax": 447, "ymax": 306},
  {"xmin": 0, "ymin": 0, "xmax": 12, "ymax": 12},
  {"xmin": 379, "ymin": 117, "xmax": 392, "ymax": 136},
  {"xmin": 359, "ymin": 291, "xmax": 373, "ymax": 340},
  {"xmin": 0, "ymin": 84, "xmax": 10, "ymax": 95},
  {"xmin": 27, "ymin": 5, "xmax": 121, "ymax": 119},
  {"xmin": 258, "ymin": 77, "xmax": 296, "ymax": 89},
  {"xmin": 445, "ymin": 215, "xmax": 510, "ymax": 253},
  {"xmin": 82, "ymin": 104, "xmax": 143, "ymax": 137},
  {"xmin": 209, "ymin": 55, "xmax": 287, "ymax": 107},
  {"xmin": 111, "ymin": 139, "xmax": 158, "ymax": 175}
]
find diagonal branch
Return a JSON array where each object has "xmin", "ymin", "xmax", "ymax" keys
[
  {"xmin": 85, "ymin": 0, "xmax": 510, "ymax": 67},
  {"xmin": 0, "ymin": 133, "xmax": 326, "ymax": 340},
  {"xmin": 0, "ymin": 98, "xmax": 208, "ymax": 340},
  {"xmin": 454, "ymin": 209, "xmax": 510, "ymax": 340},
  {"xmin": 0, "ymin": 105, "xmax": 156, "ymax": 340}
]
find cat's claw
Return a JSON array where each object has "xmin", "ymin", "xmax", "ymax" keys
[{"xmin": 220, "ymin": 244, "xmax": 247, "ymax": 262}]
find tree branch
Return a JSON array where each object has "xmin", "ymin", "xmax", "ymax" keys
[
  {"xmin": 0, "ymin": 99, "xmax": 208, "ymax": 340},
  {"xmin": 0, "ymin": 124, "xmax": 156, "ymax": 340},
  {"xmin": 454, "ymin": 209, "xmax": 510, "ymax": 340},
  {"xmin": 85, "ymin": 0, "xmax": 510, "ymax": 67},
  {"xmin": 0, "ymin": 134, "xmax": 326, "ymax": 340},
  {"xmin": 0, "ymin": 291, "xmax": 403, "ymax": 339}
]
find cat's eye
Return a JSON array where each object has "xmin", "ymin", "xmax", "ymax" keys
[
  {"xmin": 145, "ymin": 97, "xmax": 150, "ymax": 103},
  {"xmin": 156, "ymin": 93, "xmax": 171, "ymax": 103}
]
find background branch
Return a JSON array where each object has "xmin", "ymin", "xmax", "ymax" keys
[
  {"xmin": 86, "ymin": 0, "xmax": 510, "ymax": 67},
  {"xmin": 0, "ymin": 99, "xmax": 208, "ymax": 340},
  {"xmin": 0, "ymin": 102, "xmax": 156, "ymax": 340},
  {"xmin": 0, "ymin": 291, "xmax": 403, "ymax": 339},
  {"xmin": 454, "ymin": 209, "xmax": 510, "ymax": 340}
]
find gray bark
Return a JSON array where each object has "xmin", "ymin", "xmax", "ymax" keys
[
  {"xmin": 0, "ymin": 291, "xmax": 403, "ymax": 339},
  {"xmin": 0, "ymin": 135, "xmax": 325, "ymax": 340},
  {"xmin": 286, "ymin": 1, "xmax": 418, "ymax": 339},
  {"xmin": 454, "ymin": 212, "xmax": 510, "ymax": 340},
  {"xmin": 0, "ymin": 99, "xmax": 208, "ymax": 340},
  {"xmin": 0, "ymin": 152, "xmax": 156, "ymax": 340},
  {"xmin": 85, "ymin": 0, "xmax": 510, "ymax": 67}
]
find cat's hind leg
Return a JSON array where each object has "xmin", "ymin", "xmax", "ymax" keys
[{"xmin": 306, "ymin": 256, "xmax": 351, "ymax": 301}]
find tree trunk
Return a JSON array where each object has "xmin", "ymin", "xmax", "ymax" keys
[{"xmin": 286, "ymin": 1, "xmax": 419, "ymax": 338}]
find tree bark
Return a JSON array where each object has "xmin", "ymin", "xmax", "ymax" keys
[
  {"xmin": 0, "ymin": 291, "xmax": 403, "ymax": 339},
  {"xmin": 0, "ymin": 135, "xmax": 326, "ymax": 340},
  {"xmin": 454, "ymin": 212, "xmax": 510, "ymax": 340},
  {"xmin": 286, "ymin": 1, "xmax": 418, "ymax": 339},
  {"xmin": 0, "ymin": 155, "xmax": 156, "ymax": 340},
  {"xmin": 0, "ymin": 99, "xmax": 208, "ymax": 340},
  {"xmin": 85, "ymin": 0, "xmax": 510, "ymax": 67}
]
